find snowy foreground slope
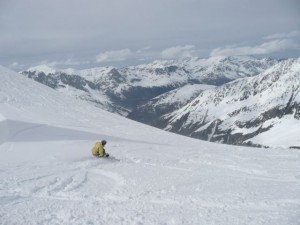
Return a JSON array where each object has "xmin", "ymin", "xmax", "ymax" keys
[{"xmin": 1, "ymin": 65, "xmax": 300, "ymax": 225}]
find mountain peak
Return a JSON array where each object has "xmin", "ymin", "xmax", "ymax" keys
[{"xmin": 27, "ymin": 65, "xmax": 57, "ymax": 74}]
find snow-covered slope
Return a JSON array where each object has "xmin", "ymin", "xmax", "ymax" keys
[
  {"xmin": 1, "ymin": 66, "xmax": 300, "ymax": 225},
  {"xmin": 163, "ymin": 59, "xmax": 300, "ymax": 148}
]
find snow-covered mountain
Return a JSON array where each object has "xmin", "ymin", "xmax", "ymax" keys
[
  {"xmin": 24, "ymin": 65, "xmax": 129, "ymax": 115},
  {"xmin": 154, "ymin": 59, "xmax": 300, "ymax": 148},
  {"xmin": 21, "ymin": 56, "xmax": 300, "ymax": 148},
  {"xmin": 128, "ymin": 84, "xmax": 214, "ymax": 127},
  {"xmin": 21, "ymin": 56, "xmax": 278, "ymax": 116},
  {"xmin": 1, "ymin": 65, "xmax": 300, "ymax": 225}
]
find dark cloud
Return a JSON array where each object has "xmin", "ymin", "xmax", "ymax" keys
[{"xmin": 0, "ymin": 0, "xmax": 299, "ymax": 70}]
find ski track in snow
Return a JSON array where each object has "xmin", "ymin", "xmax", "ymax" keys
[
  {"xmin": 0, "ymin": 117, "xmax": 300, "ymax": 225},
  {"xmin": 1, "ymin": 140, "xmax": 300, "ymax": 225}
]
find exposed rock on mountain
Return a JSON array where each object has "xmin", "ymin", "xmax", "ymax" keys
[{"xmin": 160, "ymin": 59, "xmax": 300, "ymax": 147}]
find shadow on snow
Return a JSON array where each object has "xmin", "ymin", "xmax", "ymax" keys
[
  {"xmin": 0, "ymin": 120, "xmax": 166, "ymax": 145},
  {"xmin": 0, "ymin": 120, "xmax": 103, "ymax": 143}
]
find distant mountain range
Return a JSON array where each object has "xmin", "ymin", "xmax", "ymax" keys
[{"xmin": 20, "ymin": 56, "xmax": 300, "ymax": 148}]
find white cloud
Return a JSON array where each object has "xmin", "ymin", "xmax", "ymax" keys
[
  {"xmin": 43, "ymin": 59, "xmax": 85, "ymax": 67},
  {"xmin": 7, "ymin": 62, "xmax": 27, "ymax": 71},
  {"xmin": 263, "ymin": 30, "xmax": 300, "ymax": 40},
  {"xmin": 9, "ymin": 62, "xmax": 20, "ymax": 68},
  {"xmin": 161, "ymin": 45, "xmax": 195, "ymax": 59},
  {"xmin": 136, "ymin": 46, "xmax": 152, "ymax": 54},
  {"xmin": 210, "ymin": 39, "xmax": 300, "ymax": 57},
  {"xmin": 96, "ymin": 49, "xmax": 132, "ymax": 63}
]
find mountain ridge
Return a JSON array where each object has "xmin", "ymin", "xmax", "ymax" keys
[
  {"xmin": 21, "ymin": 56, "xmax": 278, "ymax": 113},
  {"xmin": 19, "ymin": 56, "xmax": 300, "ymax": 148}
]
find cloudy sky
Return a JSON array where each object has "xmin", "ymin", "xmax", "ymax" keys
[{"xmin": 0, "ymin": 0, "xmax": 299, "ymax": 70}]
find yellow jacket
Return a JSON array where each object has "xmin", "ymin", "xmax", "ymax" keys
[{"xmin": 92, "ymin": 142, "xmax": 106, "ymax": 157}]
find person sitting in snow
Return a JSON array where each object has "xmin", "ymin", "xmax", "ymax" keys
[{"xmin": 92, "ymin": 140, "xmax": 109, "ymax": 157}]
